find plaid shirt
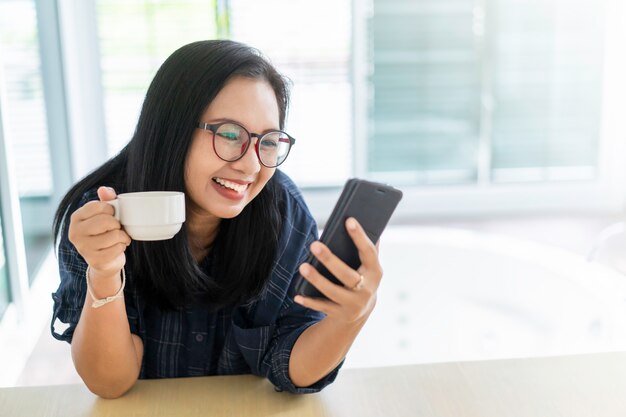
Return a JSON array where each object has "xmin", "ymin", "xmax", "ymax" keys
[{"xmin": 51, "ymin": 170, "xmax": 341, "ymax": 393}]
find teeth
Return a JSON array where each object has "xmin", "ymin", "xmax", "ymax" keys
[{"xmin": 213, "ymin": 177, "xmax": 247, "ymax": 193}]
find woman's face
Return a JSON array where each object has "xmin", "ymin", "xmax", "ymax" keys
[{"xmin": 184, "ymin": 76, "xmax": 280, "ymax": 220}]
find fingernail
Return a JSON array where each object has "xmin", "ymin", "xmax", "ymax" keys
[
  {"xmin": 294, "ymin": 295, "xmax": 304, "ymax": 304},
  {"xmin": 347, "ymin": 218, "xmax": 357, "ymax": 230},
  {"xmin": 300, "ymin": 263, "xmax": 310, "ymax": 276}
]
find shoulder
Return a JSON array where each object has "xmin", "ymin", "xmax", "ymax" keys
[
  {"xmin": 272, "ymin": 170, "xmax": 316, "ymax": 230},
  {"xmin": 270, "ymin": 171, "xmax": 318, "ymax": 274}
]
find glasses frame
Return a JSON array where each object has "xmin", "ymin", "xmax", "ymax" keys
[{"xmin": 196, "ymin": 122, "xmax": 296, "ymax": 168}]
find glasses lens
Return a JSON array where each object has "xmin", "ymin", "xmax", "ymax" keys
[
  {"xmin": 214, "ymin": 123, "xmax": 249, "ymax": 161},
  {"xmin": 258, "ymin": 132, "xmax": 291, "ymax": 167}
]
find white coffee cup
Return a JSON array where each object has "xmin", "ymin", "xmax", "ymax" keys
[{"xmin": 105, "ymin": 191, "xmax": 185, "ymax": 241}]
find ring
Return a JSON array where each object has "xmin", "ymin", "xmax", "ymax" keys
[{"xmin": 352, "ymin": 274, "xmax": 365, "ymax": 291}]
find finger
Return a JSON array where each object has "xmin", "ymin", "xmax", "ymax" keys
[
  {"xmin": 345, "ymin": 217, "xmax": 380, "ymax": 273},
  {"xmin": 77, "ymin": 213, "xmax": 123, "ymax": 236},
  {"xmin": 294, "ymin": 294, "xmax": 340, "ymax": 316},
  {"xmin": 94, "ymin": 242, "xmax": 128, "ymax": 261},
  {"xmin": 84, "ymin": 229, "xmax": 131, "ymax": 250},
  {"xmin": 299, "ymin": 263, "xmax": 352, "ymax": 304},
  {"xmin": 72, "ymin": 200, "xmax": 115, "ymax": 221},
  {"xmin": 309, "ymin": 241, "xmax": 363, "ymax": 289},
  {"xmin": 97, "ymin": 186, "xmax": 117, "ymax": 202},
  {"xmin": 73, "ymin": 232, "xmax": 130, "ymax": 262},
  {"xmin": 87, "ymin": 244, "xmax": 127, "ymax": 272}
]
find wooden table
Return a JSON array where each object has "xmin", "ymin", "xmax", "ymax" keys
[{"xmin": 2, "ymin": 352, "xmax": 626, "ymax": 417}]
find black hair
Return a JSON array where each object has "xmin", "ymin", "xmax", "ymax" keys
[{"xmin": 53, "ymin": 40, "xmax": 290, "ymax": 309}]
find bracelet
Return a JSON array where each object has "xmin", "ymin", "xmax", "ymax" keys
[{"xmin": 86, "ymin": 265, "xmax": 126, "ymax": 308}]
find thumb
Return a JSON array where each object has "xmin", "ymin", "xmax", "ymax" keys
[{"xmin": 97, "ymin": 186, "xmax": 117, "ymax": 202}]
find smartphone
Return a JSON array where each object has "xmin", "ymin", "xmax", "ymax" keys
[{"xmin": 294, "ymin": 178, "xmax": 403, "ymax": 298}]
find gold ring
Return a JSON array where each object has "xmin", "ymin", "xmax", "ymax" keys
[{"xmin": 352, "ymin": 274, "xmax": 365, "ymax": 291}]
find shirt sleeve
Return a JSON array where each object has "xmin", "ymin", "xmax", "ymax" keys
[
  {"xmin": 231, "ymin": 214, "xmax": 343, "ymax": 394},
  {"xmin": 50, "ymin": 222, "xmax": 89, "ymax": 343},
  {"xmin": 50, "ymin": 192, "xmax": 142, "ymax": 343},
  {"xmin": 267, "ymin": 295, "xmax": 344, "ymax": 394}
]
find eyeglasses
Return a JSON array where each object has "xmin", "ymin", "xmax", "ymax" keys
[{"xmin": 196, "ymin": 121, "xmax": 296, "ymax": 168}]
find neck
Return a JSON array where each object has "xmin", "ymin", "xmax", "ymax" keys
[{"xmin": 186, "ymin": 207, "xmax": 221, "ymax": 262}]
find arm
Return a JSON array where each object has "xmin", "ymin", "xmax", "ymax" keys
[
  {"xmin": 65, "ymin": 186, "xmax": 143, "ymax": 398},
  {"xmin": 71, "ymin": 269, "xmax": 144, "ymax": 399},
  {"xmin": 288, "ymin": 313, "xmax": 369, "ymax": 387},
  {"xmin": 289, "ymin": 217, "xmax": 381, "ymax": 387}
]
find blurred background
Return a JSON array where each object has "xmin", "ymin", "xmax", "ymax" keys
[{"xmin": 1, "ymin": 0, "xmax": 626, "ymax": 387}]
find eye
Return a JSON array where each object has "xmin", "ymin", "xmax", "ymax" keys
[
  {"xmin": 215, "ymin": 123, "xmax": 247, "ymax": 143},
  {"xmin": 260, "ymin": 138, "xmax": 278, "ymax": 148},
  {"xmin": 217, "ymin": 131, "xmax": 240, "ymax": 141}
]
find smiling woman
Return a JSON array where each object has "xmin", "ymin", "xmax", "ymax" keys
[
  {"xmin": 185, "ymin": 77, "xmax": 288, "ymax": 221},
  {"xmin": 49, "ymin": 40, "xmax": 384, "ymax": 399}
]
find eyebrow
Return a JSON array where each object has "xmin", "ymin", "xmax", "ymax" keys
[{"xmin": 208, "ymin": 117, "xmax": 281, "ymax": 134}]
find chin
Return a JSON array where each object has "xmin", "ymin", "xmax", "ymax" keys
[{"xmin": 211, "ymin": 204, "xmax": 247, "ymax": 219}]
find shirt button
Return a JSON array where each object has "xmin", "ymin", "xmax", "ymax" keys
[{"xmin": 195, "ymin": 334, "xmax": 204, "ymax": 342}]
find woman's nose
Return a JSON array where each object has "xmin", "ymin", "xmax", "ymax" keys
[{"xmin": 231, "ymin": 138, "xmax": 261, "ymax": 173}]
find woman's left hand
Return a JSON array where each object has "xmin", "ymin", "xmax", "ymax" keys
[{"xmin": 294, "ymin": 217, "xmax": 382, "ymax": 325}]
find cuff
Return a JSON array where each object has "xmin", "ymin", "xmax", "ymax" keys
[{"xmin": 271, "ymin": 322, "xmax": 344, "ymax": 394}]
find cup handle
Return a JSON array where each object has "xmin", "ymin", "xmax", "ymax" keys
[{"xmin": 104, "ymin": 199, "xmax": 121, "ymax": 221}]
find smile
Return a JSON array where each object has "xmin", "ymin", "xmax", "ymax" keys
[{"xmin": 212, "ymin": 177, "xmax": 249, "ymax": 193}]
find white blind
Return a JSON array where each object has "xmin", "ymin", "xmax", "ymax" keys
[
  {"xmin": 369, "ymin": 0, "xmax": 605, "ymax": 185},
  {"xmin": 370, "ymin": 0, "xmax": 481, "ymax": 184},
  {"xmin": 0, "ymin": 0, "xmax": 53, "ymax": 196},
  {"xmin": 490, "ymin": 0, "xmax": 604, "ymax": 182},
  {"xmin": 97, "ymin": 0, "xmax": 218, "ymax": 156},
  {"xmin": 229, "ymin": 0, "xmax": 352, "ymax": 187},
  {"xmin": 0, "ymin": 209, "xmax": 9, "ymax": 317}
]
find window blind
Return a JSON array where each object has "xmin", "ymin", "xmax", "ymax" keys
[
  {"xmin": 97, "ymin": 0, "xmax": 218, "ymax": 156},
  {"xmin": 229, "ymin": 0, "xmax": 352, "ymax": 187},
  {"xmin": 369, "ymin": 0, "xmax": 481, "ymax": 184},
  {"xmin": 0, "ymin": 210, "xmax": 9, "ymax": 319},
  {"xmin": 369, "ymin": 0, "xmax": 605, "ymax": 184},
  {"xmin": 490, "ymin": 0, "xmax": 604, "ymax": 182},
  {"xmin": 0, "ymin": 0, "xmax": 53, "ymax": 196}
]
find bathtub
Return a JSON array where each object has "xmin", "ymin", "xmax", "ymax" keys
[{"xmin": 344, "ymin": 226, "xmax": 626, "ymax": 368}]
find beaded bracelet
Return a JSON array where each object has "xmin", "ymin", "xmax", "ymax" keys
[{"xmin": 85, "ymin": 265, "xmax": 126, "ymax": 308}]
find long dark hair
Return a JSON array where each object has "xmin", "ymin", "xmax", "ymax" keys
[{"xmin": 53, "ymin": 40, "xmax": 290, "ymax": 309}]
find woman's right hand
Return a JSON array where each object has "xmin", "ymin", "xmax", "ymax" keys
[
  {"xmin": 68, "ymin": 187, "xmax": 143, "ymax": 399},
  {"xmin": 68, "ymin": 186, "xmax": 131, "ymax": 281}
]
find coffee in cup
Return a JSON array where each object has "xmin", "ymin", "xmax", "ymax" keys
[{"xmin": 105, "ymin": 191, "xmax": 185, "ymax": 241}]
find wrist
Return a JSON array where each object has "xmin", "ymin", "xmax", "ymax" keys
[
  {"xmin": 88, "ymin": 265, "xmax": 122, "ymax": 281},
  {"xmin": 86, "ymin": 266, "xmax": 125, "ymax": 306},
  {"xmin": 323, "ymin": 312, "xmax": 370, "ymax": 332}
]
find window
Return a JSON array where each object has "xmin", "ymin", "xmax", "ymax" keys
[
  {"xmin": 369, "ymin": 0, "xmax": 480, "ymax": 184},
  {"xmin": 0, "ymin": 0, "xmax": 53, "ymax": 196},
  {"xmin": 97, "ymin": 0, "xmax": 220, "ymax": 156},
  {"xmin": 367, "ymin": 0, "xmax": 605, "ymax": 185},
  {"xmin": 228, "ymin": 0, "xmax": 353, "ymax": 187},
  {"xmin": 0, "ymin": 0, "xmax": 55, "ymax": 280},
  {"xmin": 489, "ymin": 0, "xmax": 603, "ymax": 182},
  {"xmin": 0, "ymin": 210, "xmax": 9, "ymax": 319}
]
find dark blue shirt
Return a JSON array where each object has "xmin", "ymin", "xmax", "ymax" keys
[{"xmin": 51, "ymin": 170, "xmax": 341, "ymax": 393}]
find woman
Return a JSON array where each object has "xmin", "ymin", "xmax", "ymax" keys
[{"xmin": 52, "ymin": 40, "xmax": 382, "ymax": 398}]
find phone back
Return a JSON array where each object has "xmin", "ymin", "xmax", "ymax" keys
[{"xmin": 295, "ymin": 179, "xmax": 403, "ymax": 298}]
